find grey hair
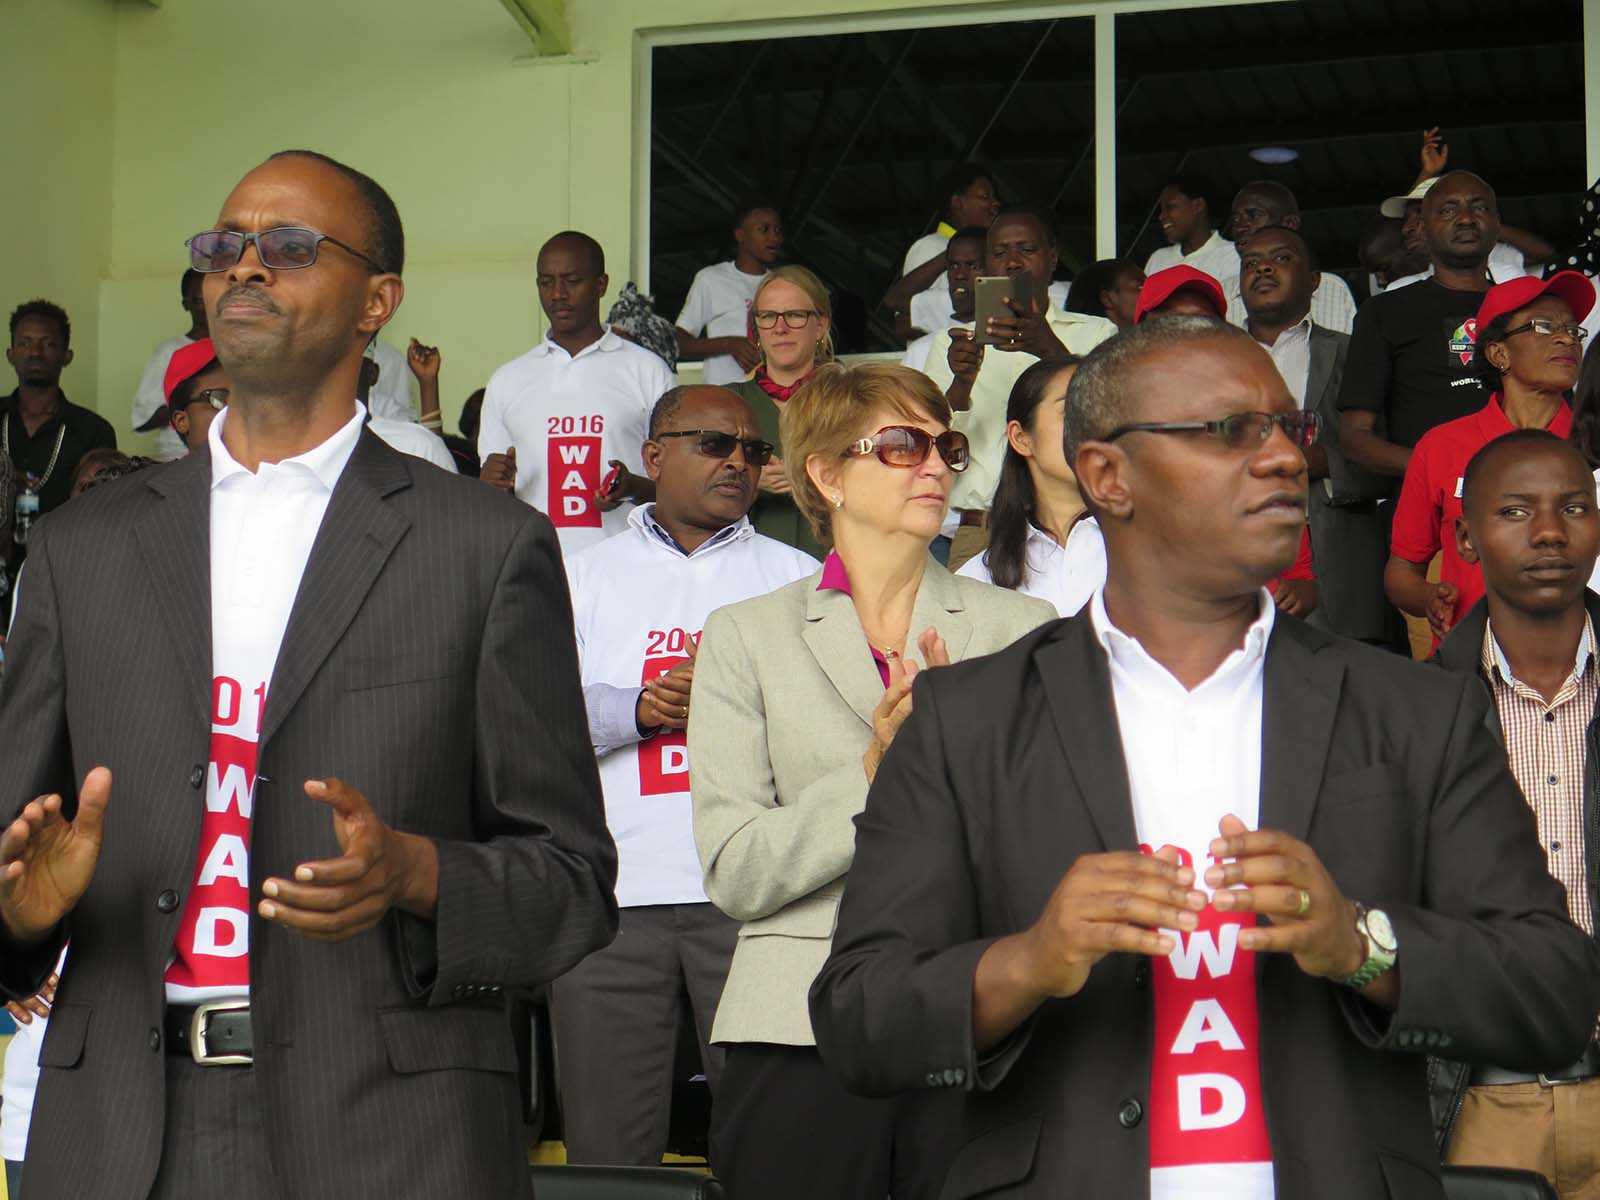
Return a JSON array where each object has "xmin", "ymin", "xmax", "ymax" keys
[{"xmin": 1063, "ymin": 315, "xmax": 1253, "ymax": 463}]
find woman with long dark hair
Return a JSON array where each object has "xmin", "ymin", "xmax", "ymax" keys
[{"xmin": 956, "ymin": 356, "xmax": 1105, "ymax": 616}]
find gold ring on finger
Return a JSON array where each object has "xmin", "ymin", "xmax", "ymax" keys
[{"xmin": 1296, "ymin": 889, "xmax": 1311, "ymax": 916}]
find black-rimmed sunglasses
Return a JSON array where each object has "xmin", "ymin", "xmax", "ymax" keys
[
  {"xmin": 1104, "ymin": 410, "xmax": 1321, "ymax": 451},
  {"xmin": 655, "ymin": 429, "xmax": 775, "ymax": 466},
  {"xmin": 842, "ymin": 425, "xmax": 970, "ymax": 472},
  {"xmin": 185, "ymin": 227, "xmax": 387, "ymax": 274}
]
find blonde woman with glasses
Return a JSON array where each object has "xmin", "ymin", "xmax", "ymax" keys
[{"xmin": 724, "ymin": 265, "xmax": 835, "ymax": 557}]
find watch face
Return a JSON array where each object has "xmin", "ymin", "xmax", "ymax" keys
[{"xmin": 1365, "ymin": 908, "xmax": 1397, "ymax": 953}]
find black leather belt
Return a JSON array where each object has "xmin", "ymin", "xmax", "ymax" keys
[
  {"xmin": 1471, "ymin": 1042, "xmax": 1600, "ymax": 1087},
  {"xmin": 164, "ymin": 1000, "xmax": 253, "ymax": 1065}
]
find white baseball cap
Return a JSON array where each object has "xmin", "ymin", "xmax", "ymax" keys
[{"xmin": 1380, "ymin": 176, "xmax": 1439, "ymax": 219}]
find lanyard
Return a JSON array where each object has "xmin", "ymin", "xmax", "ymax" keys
[{"xmin": 3, "ymin": 413, "xmax": 67, "ymax": 493}]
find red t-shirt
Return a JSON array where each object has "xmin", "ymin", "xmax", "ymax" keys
[
  {"xmin": 1391, "ymin": 395, "xmax": 1572, "ymax": 631},
  {"xmin": 1273, "ymin": 527, "xmax": 1313, "ymax": 588}
]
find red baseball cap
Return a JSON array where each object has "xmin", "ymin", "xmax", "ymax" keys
[
  {"xmin": 1134, "ymin": 265, "xmax": 1228, "ymax": 325},
  {"xmin": 138, "ymin": 338, "xmax": 218, "ymax": 432},
  {"xmin": 1474, "ymin": 270, "xmax": 1596, "ymax": 333}
]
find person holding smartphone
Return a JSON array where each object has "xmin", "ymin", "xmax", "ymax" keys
[{"xmin": 923, "ymin": 206, "xmax": 1117, "ymax": 570}]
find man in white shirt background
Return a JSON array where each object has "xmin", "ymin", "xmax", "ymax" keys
[
  {"xmin": 479, "ymin": 230, "xmax": 675, "ymax": 556},
  {"xmin": 674, "ymin": 200, "xmax": 784, "ymax": 386},
  {"xmin": 1222, "ymin": 182, "xmax": 1357, "ymax": 334},
  {"xmin": 884, "ymin": 163, "xmax": 1000, "ymax": 343},
  {"xmin": 356, "ymin": 354, "xmax": 456, "ymax": 473},
  {"xmin": 900, "ymin": 226, "xmax": 984, "ymax": 374},
  {"xmin": 130, "ymin": 269, "xmax": 209, "ymax": 461},
  {"xmin": 555, "ymin": 382, "xmax": 816, "ymax": 1168},
  {"xmin": 924, "ymin": 205, "xmax": 1117, "ymax": 569},
  {"xmin": 1144, "ymin": 174, "xmax": 1237, "ymax": 284}
]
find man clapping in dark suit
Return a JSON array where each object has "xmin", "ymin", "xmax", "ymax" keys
[
  {"xmin": 810, "ymin": 315, "xmax": 1599, "ymax": 1199},
  {"xmin": 0, "ymin": 151, "xmax": 617, "ymax": 1199}
]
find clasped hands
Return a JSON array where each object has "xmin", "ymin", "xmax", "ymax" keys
[
  {"xmin": 0, "ymin": 769, "xmax": 435, "ymax": 948},
  {"xmin": 1015, "ymin": 814, "xmax": 1366, "ymax": 1001}
]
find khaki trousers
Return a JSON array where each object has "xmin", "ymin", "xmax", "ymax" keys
[{"xmin": 1446, "ymin": 1077, "xmax": 1600, "ymax": 1200}]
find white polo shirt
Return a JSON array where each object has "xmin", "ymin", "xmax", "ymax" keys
[
  {"xmin": 957, "ymin": 517, "xmax": 1104, "ymax": 618},
  {"xmin": 567, "ymin": 505, "xmax": 817, "ymax": 907},
  {"xmin": 479, "ymin": 327, "xmax": 675, "ymax": 555},
  {"xmin": 1146, "ymin": 231, "xmax": 1238, "ymax": 285},
  {"xmin": 676, "ymin": 261, "xmax": 765, "ymax": 386},
  {"xmin": 923, "ymin": 307, "xmax": 1117, "ymax": 511},
  {"xmin": 368, "ymin": 413, "xmax": 457, "ymax": 473},
  {"xmin": 164, "ymin": 401, "xmax": 365, "ymax": 1004},
  {"xmin": 131, "ymin": 334, "xmax": 198, "ymax": 462}
]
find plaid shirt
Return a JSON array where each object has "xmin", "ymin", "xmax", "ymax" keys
[{"xmin": 1482, "ymin": 616, "xmax": 1597, "ymax": 935}]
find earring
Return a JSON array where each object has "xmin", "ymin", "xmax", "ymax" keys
[{"xmin": 832, "ymin": 494, "xmax": 844, "ymax": 511}]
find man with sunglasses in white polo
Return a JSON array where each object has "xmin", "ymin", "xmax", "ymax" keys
[{"xmin": 556, "ymin": 383, "xmax": 817, "ymax": 1168}]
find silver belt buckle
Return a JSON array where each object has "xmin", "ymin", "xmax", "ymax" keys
[
  {"xmin": 1538, "ymin": 1071, "xmax": 1583, "ymax": 1088},
  {"xmin": 189, "ymin": 999, "xmax": 252, "ymax": 1066}
]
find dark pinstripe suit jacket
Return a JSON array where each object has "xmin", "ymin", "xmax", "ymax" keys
[{"xmin": 0, "ymin": 430, "xmax": 618, "ymax": 1198}]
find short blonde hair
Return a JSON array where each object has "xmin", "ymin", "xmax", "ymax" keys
[
  {"xmin": 755, "ymin": 265, "xmax": 836, "ymax": 364},
  {"xmin": 780, "ymin": 362, "xmax": 954, "ymax": 543}
]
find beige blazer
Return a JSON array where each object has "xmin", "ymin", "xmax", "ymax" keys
[{"xmin": 688, "ymin": 557, "xmax": 1055, "ymax": 1046}]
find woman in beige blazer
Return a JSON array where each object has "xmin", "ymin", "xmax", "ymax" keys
[{"xmin": 688, "ymin": 363, "xmax": 1054, "ymax": 1199}]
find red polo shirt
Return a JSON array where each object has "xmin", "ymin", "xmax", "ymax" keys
[{"xmin": 1391, "ymin": 394, "xmax": 1572, "ymax": 630}]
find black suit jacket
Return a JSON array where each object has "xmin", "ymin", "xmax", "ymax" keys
[
  {"xmin": 0, "ymin": 431, "xmax": 618, "ymax": 1199},
  {"xmin": 810, "ymin": 611, "xmax": 1599, "ymax": 1199},
  {"xmin": 1305, "ymin": 325, "xmax": 1391, "ymax": 642}
]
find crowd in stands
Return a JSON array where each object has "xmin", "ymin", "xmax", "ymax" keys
[{"xmin": 3, "ymin": 125, "xmax": 1600, "ymax": 1200}]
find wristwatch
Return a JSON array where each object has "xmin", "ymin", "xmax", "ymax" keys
[{"xmin": 1341, "ymin": 904, "xmax": 1398, "ymax": 989}]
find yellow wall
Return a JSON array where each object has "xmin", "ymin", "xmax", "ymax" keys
[
  {"xmin": 5, "ymin": 0, "xmax": 1045, "ymax": 448},
  {"xmin": 0, "ymin": 0, "xmax": 118, "ymax": 417}
]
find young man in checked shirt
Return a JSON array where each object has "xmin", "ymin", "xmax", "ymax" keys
[{"xmin": 1434, "ymin": 428, "xmax": 1600, "ymax": 1198}]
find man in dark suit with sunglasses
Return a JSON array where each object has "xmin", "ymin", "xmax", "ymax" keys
[
  {"xmin": 810, "ymin": 315, "xmax": 1599, "ymax": 1199},
  {"xmin": 556, "ymin": 383, "xmax": 818, "ymax": 1167},
  {"xmin": 0, "ymin": 150, "xmax": 617, "ymax": 1199}
]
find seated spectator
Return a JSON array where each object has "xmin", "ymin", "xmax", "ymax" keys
[
  {"xmin": 688, "ymin": 362, "xmax": 1053, "ymax": 1200},
  {"xmin": 1, "ymin": 949, "xmax": 62, "ymax": 1200},
  {"xmin": 3, "ymin": 300, "xmax": 117, "ymax": 525},
  {"xmin": 1144, "ymin": 173, "xmax": 1236, "ymax": 283},
  {"xmin": 896, "ymin": 226, "xmax": 985, "ymax": 370},
  {"xmin": 1386, "ymin": 272, "xmax": 1592, "ymax": 644},
  {"xmin": 130, "ymin": 269, "xmax": 208, "ymax": 461},
  {"xmin": 1134, "ymin": 265, "xmax": 1227, "ymax": 323},
  {"xmin": 1434, "ymin": 430, "xmax": 1600, "ymax": 1198},
  {"xmin": 1357, "ymin": 216, "xmax": 1427, "ymax": 297},
  {"xmin": 674, "ymin": 199, "xmax": 783, "ymax": 385},
  {"xmin": 924, "ymin": 206, "xmax": 1117, "ymax": 570},
  {"xmin": 1065, "ymin": 258, "xmax": 1144, "ymax": 330},
  {"xmin": 1238, "ymin": 226, "xmax": 1383, "ymax": 640},
  {"xmin": 1222, "ymin": 182, "xmax": 1356, "ymax": 333},
  {"xmin": 958, "ymin": 358, "xmax": 1099, "ymax": 616},
  {"xmin": 356, "ymin": 357, "xmax": 456, "ymax": 473},
  {"xmin": 555, "ymin": 383, "xmax": 817, "ymax": 1169},
  {"xmin": 723, "ymin": 265, "xmax": 834, "ymax": 559},
  {"xmin": 158, "ymin": 337, "xmax": 228, "ymax": 456},
  {"xmin": 809, "ymin": 314, "xmax": 1599, "ymax": 1200},
  {"xmin": 442, "ymin": 387, "xmax": 484, "ymax": 478},
  {"xmin": 480, "ymin": 230, "xmax": 674, "ymax": 555},
  {"xmin": 885, "ymin": 164, "xmax": 1000, "ymax": 341}
]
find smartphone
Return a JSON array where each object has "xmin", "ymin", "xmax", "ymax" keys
[
  {"xmin": 972, "ymin": 275, "xmax": 1029, "ymax": 346},
  {"xmin": 598, "ymin": 462, "xmax": 622, "ymax": 498}
]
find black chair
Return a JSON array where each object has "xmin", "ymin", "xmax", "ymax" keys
[
  {"xmin": 1442, "ymin": 1165, "xmax": 1559, "ymax": 1200},
  {"xmin": 529, "ymin": 1166, "xmax": 724, "ymax": 1199}
]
